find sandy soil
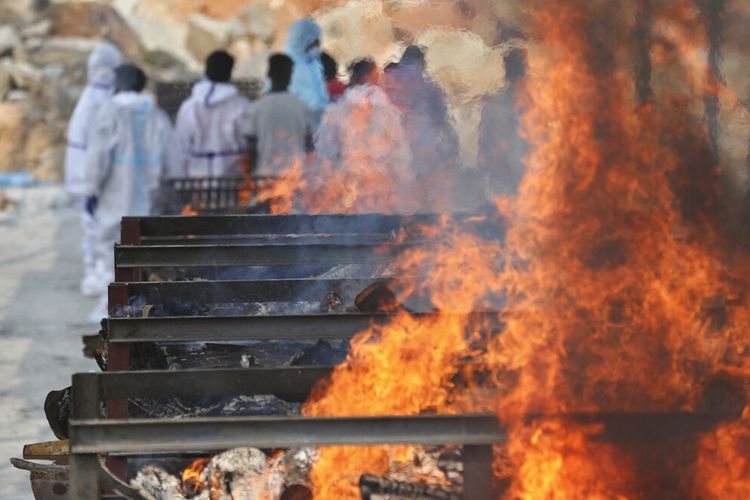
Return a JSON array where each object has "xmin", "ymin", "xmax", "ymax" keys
[{"xmin": 0, "ymin": 185, "xmax": 99, "ymax": 499}]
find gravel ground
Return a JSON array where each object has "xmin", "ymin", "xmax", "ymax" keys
[{"xmin": 0, "ymin": 185, "xmax": 99, "ymax": 499}]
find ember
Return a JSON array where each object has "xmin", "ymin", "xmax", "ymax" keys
[{"xmin": 181, "ymin": 457, "xmax": 208, "ymax": 497}]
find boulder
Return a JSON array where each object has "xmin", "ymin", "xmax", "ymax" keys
[
  {"xmin": 111, "ymin": 0, "xmax": 195, "ymax": 69},
  {"xmin": 21, "ymin": 18, "xmax": 51, "ymax": 39},
  {"xmin": 24, "ymin": 122, "xmax": 64, "ymax": 182},
  {"xmin": 6, "ymin": 89, "xmax": 29, "ymax": 101},
  {"xmin": 0, "ymin": 102, "xmax": 25, "ymax": 172},
  {"xmin": 0, "ymin": 24, "xmax": 21, "ymax": 56},
  {"xmin": 0, "ymin": 0, "xmax": 46, "ymax": 24},
  {"xmin": 26, "ymin": 36, "xmax": 98, "ymax": 68},
  {"xmin": 1, "ymin": 58, "xmax": 42, "ymax": 90},
  {"xmin": 234, "ymin": 50, "xmax": 270, "ymax": 81},
  {"xmin": 48, "ymin": 3, "xmax": 142, "ymax": 60},
  {"xmin": 417, "ymin": 29, "xmax": 505, "ymax": 103},
  {"xmin": 315, "ymin": 0, "xmax": 398, "ymax": 66},
  {"xmin": 186, "ymin": 13, "xmax": 231, "ymax": 62},
  {"xmin": 0, "ymin": 62, "xmax": 11, "ymax": 99},
  {"xmin": 228, "ymin": 3, "xmax": 276, "ymax": 43}
]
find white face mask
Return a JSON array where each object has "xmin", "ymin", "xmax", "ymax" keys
[{"xmin": 306, "ymin": 46, "xmax": 322, "ymax": 61}]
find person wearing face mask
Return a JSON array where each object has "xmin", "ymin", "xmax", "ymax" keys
[
  {"xmin": 284, "ymin": 18, "xmax": 330, "ymax": 124},
  {"xmin": 83, "ymin": 64, "xmax": 174, "ymax": 320},
  {"xmin": 64, "ymin": 42, "xmax": 122, "ymax": 297}
]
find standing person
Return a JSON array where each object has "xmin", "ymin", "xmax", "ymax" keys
[
  {"xmin": 314, "ymin": 58, "xmax": 414, "ymax": 213},
  {"xmin": 284, "ymin": 18, "xmax": 329, "ymax": 123},
  {"xmin": 477, "ymin": 47, "xmax": 528, "ymax": 195},
  {"xmin": 246, "ymin": 54, "xmax": 314, "ymax": 178},
  {"xmin": 381, "ymin": 45, "xmax": 459, "ymax": 209},
  {"xmin": 171, "ymin": 50, "xmax": 251, "ymax": 178},
  {"xmin": 83, "ymin": 64, "xmax": 174, "ymax": 317},
  {"xmin": 64, "ymin": 42, "xmax": 122, "ymax": 297},
  {"xmin": 321, "ymin": 52, "xmax": 346, "ymax": 101}
]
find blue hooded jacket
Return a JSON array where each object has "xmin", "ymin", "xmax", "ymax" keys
[{"xmin": 284, "ymin": 18, "xmax": 329, "ymax": 122}]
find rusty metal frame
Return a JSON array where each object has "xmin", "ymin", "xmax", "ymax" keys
[{"xmin": 105, "ymin": 312, "xmax": 502, "ymax": 344}]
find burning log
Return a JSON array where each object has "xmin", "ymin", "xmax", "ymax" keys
[
  {"xmin": 355, "ymin": 281, "xmax": 404, "ymax": 313},
  {"xmin": 359, "ymin": 474, "xmax": 460, "ymax": 500}
]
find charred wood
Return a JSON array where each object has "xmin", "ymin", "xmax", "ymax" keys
[
  {"xmin": 359, "ymin": 475, "xmax": 460, "ymax": 500},
  {"xmin": 44, "ymin": 387, "xmax": 70, "ymax": 440}
]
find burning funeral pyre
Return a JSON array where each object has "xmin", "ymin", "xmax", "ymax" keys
[
  {"xmin": 20, "ymin": 0, "xmax": 750, "ymax": 499},
  {"xmin": 224, "ymin": 1, "xmax": 748, "ymax": 497}
]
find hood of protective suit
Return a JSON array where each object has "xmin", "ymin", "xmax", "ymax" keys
[
  {"xmin": 190, "ymin": 80, "xmax": 239, "ymax": 107},
  {"xmin": 285, "ymin": 18, "xmax": 321, "ymax": 57},
  {"xmin": 87, "ymin": 42, "xmax": 122, "ymax": 87}
]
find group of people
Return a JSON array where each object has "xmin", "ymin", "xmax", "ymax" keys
[{"xmin": 63, "ymin": 18, "xmax": 461, "ymax": 315}]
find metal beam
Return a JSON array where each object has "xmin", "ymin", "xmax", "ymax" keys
[
  {"xmin": 139, "ymin": 233, "xmax": 397, "ymax": 246},
  {"xmin": 114, "ymin": 243, "xmax": 418, "ymax": 268},
  {"xmin": 128, "ymin": 213, "xmax": 450, "ymax": 238},
  {"xmin": 107, "ymin": 313, "xmax": 503, "ymax": 343},
  {"xmin": 69, "ymin": 414, "xmax": 505, "ymax": 454},
  {"xmin": 116, "ymin": 278, "xmax": 394, "ymax": 305},
  {"xmin": 97, "ymin": 367, "xmax": 332, "ymax": 400}
]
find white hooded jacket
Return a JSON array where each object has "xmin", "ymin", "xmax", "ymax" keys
[
  {"xmin": 64, "ymin": 43, "xmax": 122, "ymax": 196},
  {"xmin": 84, "ymin": 92, "xmax": 174, "ymax": 257},
  {"xmin": 171, "ymin": 80, "xmax": 252, "ymax": 178},
  {"xmin": 284, "ymin": 19, "xmax": 329, "ymax": 123}
]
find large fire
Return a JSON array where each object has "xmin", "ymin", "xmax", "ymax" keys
[
  {"xmin": 294, "ymin": 0, "xmax": 750, "ymax": 498},
  {"xmin": 168, "ymin": 0, "xmax": 749, "ymax": 496}
]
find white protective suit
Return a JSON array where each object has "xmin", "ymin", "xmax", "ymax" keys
[
  {"xmin": 284, "ymin": 19, "xmax": 329, "ymax": 123},
  {"xmin": 64, "ymin": 42, "xmax": 122, "ymax": 287},
  {"xmin": 84, "ymin": 92, "xmax": 174, "ymax": 269},
  {"xmin": 65, "ymin": 43, "xmax": 122, "ymax": 196},
  {"xmin": 313, "ymin": 84, "xmax": 414, "ymax": 213},
  {"xmin": 171, "ymin": 80, "xmax": 252, "ymax": 178}
]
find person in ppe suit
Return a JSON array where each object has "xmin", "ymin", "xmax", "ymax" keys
[
  {"xmin": 313, "ymin": 58, "xmax": 414, "ymax": 214},
  {"xmin": 83, "ymin": 64, "xmax": 174, "ymax": 317},
  {"xmin": 64, "ymin": 42, "xmax": 122, "ymax": 297},
  {"xmin": 284, "ymin": 18, "xmax": 329, "ymax": 124},
  {"xmin": 381, "ymin": 45, "xmax": 459, "ymax": 210},
  {"xmin": 171, "ymin": 50, "xmax": 252, "ymax": 178}
]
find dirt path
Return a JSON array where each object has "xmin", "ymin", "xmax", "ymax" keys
[{"xmin": 0, "ymin": 186, "xmax": 98, "ymax": 499}]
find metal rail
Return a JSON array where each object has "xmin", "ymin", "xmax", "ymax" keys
[
  {"xmin": 106, "ymin": 313, "xmax": 503, "ymax": 344},
  {"xmin": 70, "ymin": 414, "xmax": 504, "ymax": 454},
  {"xmin": 111, "ymin": 278, "xmax": 394, "ymax": 304},
  {"xmin": 96, "ymin": 367, "xmax": 332, "ymax": 400},
  {"xmin": 114, "ymin": 243, "xmax": 420, "ymax": 268},
  {"xmin": 138, "ymin": 233, "xmax": 398, "ymax": 246},
  {"xmin": 123, "ymin": 213, "xmax": 456, "ymax": 240}
]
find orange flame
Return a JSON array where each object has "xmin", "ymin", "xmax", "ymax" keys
[
  {"xmin": 299, "ymin": 0, "xmax": 750, "ymax": 497},
  {"xmin": 180, "ymin": 203, "xmax": 199, "ymax": 216},
  {"xmin": 181, "ymin": 457, "xmax": 208, "ymax": 496}
]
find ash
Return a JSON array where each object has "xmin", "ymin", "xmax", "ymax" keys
[
  {"xmin": 131, "ymin": 447, "xmax": 316, "ymax": 500},
  {"xmin": 132, "ymin": 447, "xmax": 465, "ymax": 500}
]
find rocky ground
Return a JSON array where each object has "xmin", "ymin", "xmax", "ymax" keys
[{"xmin": 0, "ymin": 185, "xmax": 98, "ymax": 499}]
